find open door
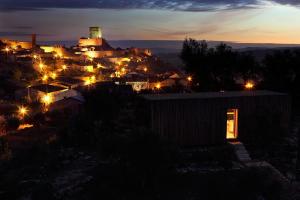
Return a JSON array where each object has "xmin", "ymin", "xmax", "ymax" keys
[{"xmin": 226, "ymin": 109, "xmax": 238, "ymax": 139}]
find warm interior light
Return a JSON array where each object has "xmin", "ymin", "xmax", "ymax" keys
[
  {"xmin": 62, "ymin": 65, "xmax": 67, "ymax": 70},
  {"xmin": 115, "ymin": 71, "xmax": 121, "ymax": 78},
  {"xmin": 226, "ymin": 109, "xmax": 238, "ymax": 139},
  {"xmin": 143, "ymin": 67, "xmax": 148, "ymax": 72},
  {"xmin": 187, "ymin": 76, "xmax": 192, "ymax": 82}
]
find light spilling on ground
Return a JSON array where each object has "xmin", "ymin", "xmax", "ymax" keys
[{"xmin": 17, "ymin": 124, "xmax": 34, "ymax": 131}]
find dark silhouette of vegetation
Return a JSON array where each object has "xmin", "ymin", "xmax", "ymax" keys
[
  {"xmin": 181, "ymin": 39, "xmax": 300, "ymax": 96},
  {"xmin": 181, "ymin": 39, "xmax": 260, "ymax": 91},
  {"xmin": 262, "ymin": 49, "xmax": 300, "ymax": 106},
  {"xmin": 5, "ymin": 117, "xmax": 20, "ymax": 131}
]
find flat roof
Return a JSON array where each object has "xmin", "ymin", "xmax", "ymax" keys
[
  {"xmin": 142, "ymin": 90, "xmax": 287, "ymax": 101},
  {"xmin": 30, "ymin": 84, "xmax": 67, "ymax": 93}
]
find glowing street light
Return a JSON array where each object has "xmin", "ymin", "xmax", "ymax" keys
[
  {"xmin": 50, "ymin": 72, "xmax": 57, "ymax": 80},
  {"xmin": 245, "ymin": 81, "xmax": 254, "ymax": 90},
  {"xmin": 62, "ymin": 65, "xmax": 67, "ymax": 70},
  {"xmin": 187, "ymin": 76, "xmax": 192, "ymax": 82},
  {"xmin": 33, "ymin": 54, "xmax": 38, "ymax": 59},
  {"xmin": 143, "ymin": 67, "xmax": 148, "ymax": 72},
  {"xmin": 42, "ymin": 75, "xmax": 48, "ymax": 82},
  {"xmin": 155, "ymin": 83, "xmax": 161, "ymax": 90},
  {"xmin": 39, "ymin": 63, "xmax": 45, "ymax": 70},
  {"xmin": 18, "ymin": 106, "xmax": 29, "ymax": 118}
]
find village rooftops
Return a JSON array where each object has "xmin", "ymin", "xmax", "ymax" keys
[
  {"xmin": 30, "ymin": 84, "xmax": 67, "ymax": 93},
  {"xmin": 142, "ymin": 90, "xmax": 287, "ymax": 101},
  {"xmin": 57, "ymin": 77, "xmax": 85, "ymax": 87}
]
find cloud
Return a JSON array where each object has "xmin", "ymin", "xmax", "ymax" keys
[{"xmin": 0, "ymin": 0, "xmax": 299, "ymax": 12}]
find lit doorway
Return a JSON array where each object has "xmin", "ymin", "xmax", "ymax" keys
[{"xmin": 226, "ymin": 109, "xmax": 238, "ymax": 139}]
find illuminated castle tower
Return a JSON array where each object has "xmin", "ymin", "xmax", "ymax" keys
[{"xmin": 89, "ymin": 27, "xmax": 102, "ymax": 39}]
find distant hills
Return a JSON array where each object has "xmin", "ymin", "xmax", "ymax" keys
[{"xmin": 41, "ymin": 40, "xmax": 300, "ymax": 55}]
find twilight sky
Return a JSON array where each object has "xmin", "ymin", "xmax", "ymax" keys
[{"xmin": 0, "ymin": 0, "xmax": 300, "ymax": 43}]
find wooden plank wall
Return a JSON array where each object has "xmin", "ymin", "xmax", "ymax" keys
[{"xmin": 147, "ymin": 95, "xmax": 291, "ymax": 146}]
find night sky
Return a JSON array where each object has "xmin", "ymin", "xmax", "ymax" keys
[{"xmin": 1, "ymin": 0, "xmax": 300, "ymax": 43}]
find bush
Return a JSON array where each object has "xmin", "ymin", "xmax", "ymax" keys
[
  {"xmin": 5, "ymin": 117, "xmax": 20, "ymax": 131},
  {"xmin": 0, "ymin": 137, "xmax": 11, "ymax": 160}
]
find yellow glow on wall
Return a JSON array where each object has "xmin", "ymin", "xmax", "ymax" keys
[
  {"xmin": 42, "ymin": 75, "xmax": 48, "ymax": 82},
  {"xmin": 50, "ymin": 72, "xmax": 57, "ymax": 80},
  {"xmin": 86, "ymin": 65, "xmax": 94, "ymax": 73},
  {"xmin": 41, "ymin": 93, "xmax": 53, "ymax": 106},
  {"xmin": 39, "ymin": 63, "xmax": 45, "ymax": 70},
  {"xmin": 115, "ymin": 71, "xmax": 121, "ymax": 78}
]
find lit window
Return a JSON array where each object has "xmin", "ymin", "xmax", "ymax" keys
[{"xmin": 226, "ymin": 109, "xmax": 238, "ymax": 139}]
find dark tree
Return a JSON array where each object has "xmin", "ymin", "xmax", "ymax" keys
[
  {"xmin": 6, "ymin": 117, "xmax": 20, "ymax": 131},
  {"xmin": 181, "ymin": 39, "xmax": 260, "ymax": 91},
  {"xmin": 262, "ymin": 50, "xmax": 297, "ymax": 92}
]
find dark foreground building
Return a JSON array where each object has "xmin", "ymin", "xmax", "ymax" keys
[{"xmin": 141, "ymin": 91, "xmax": 291, "ymax": 146}]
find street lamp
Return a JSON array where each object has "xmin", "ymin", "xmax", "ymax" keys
[
  {"xmin": 245, "ymin": 81, "xmax": 254, "ymax": 90},
  {"xmin": 155, "ymin": 83, "xmax": 161, "ymax": 90},
  {"xmin": 18, "ymin": 106, "xmax": 29, "ymax": 119}
]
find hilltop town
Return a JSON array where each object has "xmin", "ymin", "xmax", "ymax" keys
[{"xmin": 0, "ymin": 27, "xmax": 192, "ymax": 128}]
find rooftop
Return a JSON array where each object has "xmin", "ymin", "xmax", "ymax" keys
[
  {"xmin": 30, "ymin": 84, "xmax": 67, "ymax": 93},
  {"xmin": 58, "ymin": 77, "xmax": 84, "ymax": 85},
  {"xmin": 142, "ymin": 90, "xmax": 287, "ymax": 101}
]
